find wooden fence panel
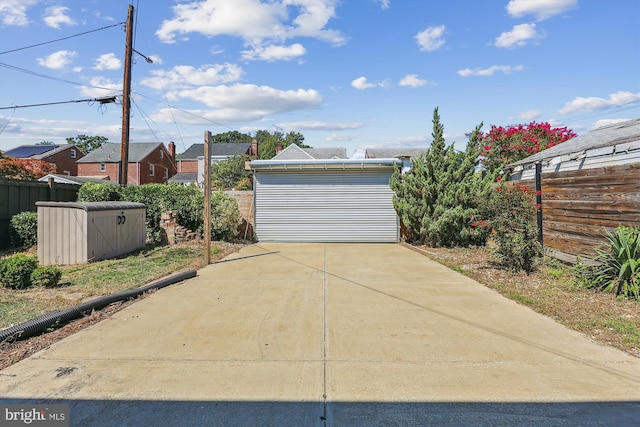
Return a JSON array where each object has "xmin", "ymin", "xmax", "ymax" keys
[
  {"xmin": 541, "ymin": 163, "xmax": 640, "ymax": 260},
  {"xmin": 0, "ymin": 179, "xmax": 79, "ymax": 249}
]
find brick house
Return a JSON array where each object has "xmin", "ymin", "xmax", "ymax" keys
[
  {"xmin": 172, "ymin": 140, "xmax": 258, "ymax": 185},
  {"xmin": 2, "ymin": 144, "xmax": 85, "ymax": 175},
  {"xmin": 77, "ymin": 142, "xmax": 177, "ymax": 185}
]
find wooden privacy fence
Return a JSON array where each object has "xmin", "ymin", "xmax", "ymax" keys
[
  {"xmin": 510, "ymin": 163, "xmax": 640, "ymax": 262},
  {"xmin": 0, "ymin": 178, "xmax": 79, "ymax": 248}
]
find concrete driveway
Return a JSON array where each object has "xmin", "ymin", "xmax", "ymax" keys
[{"xmin": 1, "ymin": 243, "xmax": 640, "ymax": 426}]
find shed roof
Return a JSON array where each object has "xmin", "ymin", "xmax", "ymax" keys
[
  {"xmin": 509, "ymin": 118, "xmax": 640, "ymax": 167},
  {"xmin": 38, "ymin": 174, "xmax": 113, "ymax": 185},
  {"xmin": 78, "ymin": 142, "xmax": 163, "ymax": 163},
  {"xmin": 251, "ymin": 158, "xmax": 400, "ymax": 171},
  {"xmin": 36, "ymin": 201, "xmax": 146, "ymax": 211}
]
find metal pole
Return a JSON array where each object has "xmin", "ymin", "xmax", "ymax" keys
[
  {"xmin": 535, "ymin": 162, "xmax": 543, "ymax": 245},
  {"xmin": 204, "ymin": 131, "xmax": 212, "ymax": 265},
  {"xmin": 120, "ymin": 4, "xmax": 134, "ymax": 187}
]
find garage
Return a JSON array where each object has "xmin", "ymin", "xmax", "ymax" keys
[{"xmin": 251, "ymin": 159, "xmax": 400, "ymax": 242}]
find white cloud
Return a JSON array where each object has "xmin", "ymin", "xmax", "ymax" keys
[
  {"xmin": 78, "ymin": 77, "xmax": 122, "ymax": 98},
  {"xmin": 376, "ymin": 0, "xmax": 390, "ymax": 10},
  {"xmin": 0, "ymin": 0, "xmax": 37, "ymax": 26},
  {"xmin": 156, "ymin": 0, "xmax": 345, "ymax": 60},
  {"xmin": 415, "ymin": 25, "xmax": 445, "ymax": 52},
  {"xmin": 140, "ymin": 63, "xmax": 243, "ymax": 90},
  {"xmin": 457, "ymin": 65, "xmax": 524, "ymax": 77},
  {"xmin": 241, "ymin": 43, "xmax": 306, "ymax": 61},
  {"xmin": 93, "ymin": 53, "xmax": 121, "ymax": 71},
  {"xmin": 43, "ymin": 6, "xmax": 76, "ymax": 29},
  {"xmin": 495, "ymin": 23, "xmax": 543, "ymax": 48},
  {"xmin": 351, "ymin": 76, "xmax": 388, "ymax": 90},
  {"xmin": 399, "ymin": 74, "xmax": 427, "ymax": 88},
  {"xmin": 507, "ymin": 0, "xmax": 577, "ymax": 21},
  {"xmin": 559, "ymin": 91, "xmax": 640, "ymax": 114},
  {"xmin": 277, "ymin": 121, "xmax": 364, "ymax": 131},
  {"xmin": 517, "ymin": 110, "xmax": 541, "ymax": 121},
  {"xmin": 36, "ymin": 50, "xmax": 77, "ymax": 69},
  {"xmin": 157, "ymin": 83, "xmax": 322, "ymax": 123},
  {"xmin": 326, "ymin": 133, "xmax": 357, "ymax": 142}
]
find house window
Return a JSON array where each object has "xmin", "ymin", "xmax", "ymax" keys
[
  {"xmin": 164, "ymin": 167, "xmax": 168, "ymax": 180},
  {"xmin": 160, "ymin": 150, "xmax": 164, "ymax": 159},
  {"xmin": 70, "ymin": 149, "xmax": 76, "ymax": 159},
  {"xmin": 100, "ymin": 163, "xmax": 106, "ymax": 172},
  {"xmin": 64, "ymin": 171, "xmax": 71, "ymax": 176},
  {"xmin": 149, "ymin": 164, "xmax": 155, "ymax": 176}
]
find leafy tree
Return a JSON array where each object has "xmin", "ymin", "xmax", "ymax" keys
[
  {"xmin": 211, "ymin": 131, "xmax": 252, "ymax": 144},
  {"xmin": 0, "ymin": 153, "xmax": 56, "ymax": 180},
  {"xmin": 480, "ymin": 122, "xmax": 576, "ymax": 173},
  {"xmin": 391, "ymin": 108, "xmax": 493, "ymax": 246},
  {"xmin": 211, "ymin": 154, "xmax": 252, "ymax": 189},
  {"xmin": 66, "ymin": 134, "xmax": 108, "ymax": 154},
  {"xmin": 37, "ymin": 141, "xmax": 55, "ymax": 145},
  {"xmin": 255, "ymin": 130, "xmax": 309, "ymax": 159}
]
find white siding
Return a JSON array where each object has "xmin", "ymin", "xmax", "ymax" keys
[{"xmin": 254, "ymin": 169, "xmax": 398, "ymax": 242}]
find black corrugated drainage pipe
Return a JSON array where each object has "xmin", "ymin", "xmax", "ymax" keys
[{"xmin": 0, "ymin": 270, "xmax": 197, "ymax": 343}]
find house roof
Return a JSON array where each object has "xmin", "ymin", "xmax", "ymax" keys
[
  {"xmin": 272, "ymin": 144, "xmax": 347, "ymax": 160},
  {"xmin": 3, "ymin": 145, "xmax": 58, "ymax": 158},
  {"xmin": 168, "ymin": 172, "xmax": 198, "ymax": 184},
  {"xmin": 305, "ymin": 147, "xmax": 347, "ymax": 159},
  {"xmin": 38, "ymin": 174, "xmax": 114, "ymax": 185},
  {"xmin": 77, "ymin": 142, "xmax": 163, "ymax": 163},
  {"xmin": 32, "ymin": 144, "xmax": 83, "ymax": 160},
  {"xmin": 179, "ymin": 143, "xmax": 251, "ymax": 160},
  {"xmin": 365, "ymin": 148, "xmax": 426, "ymax": 159},
  {"xmin": 509, "ymin": 118, "xmax": 640, "ymax": 167}
]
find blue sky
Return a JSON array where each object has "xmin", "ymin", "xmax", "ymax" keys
[{"xmin": 1, "ymin": 0, "xmax": 639, "ymax": 157}]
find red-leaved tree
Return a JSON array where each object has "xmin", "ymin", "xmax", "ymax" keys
[
  {"xmin": 480, "ymin": 122, "xmax": 576, "ymax": 173},
  {"xmin": 0, "ymin": 154, "xmax": 57, "ymax": 180}
]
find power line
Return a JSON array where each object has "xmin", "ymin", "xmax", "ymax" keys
[
  {"xmin": 0, "ymin": 96, "xmax": 116, "ymax": 111},
  {"xmin": 0, "ymin": 22, "xmax": 124, "ymax": 55},
  {"xmin": 0, "ymin": 62, "xmax": 118, "ymax": 92}
]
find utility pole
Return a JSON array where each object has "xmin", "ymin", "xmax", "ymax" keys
[
  {"xmin": 203, "ymin": 131, "xmax": 212, "ymax": 265},
  {"xmin": 120, "ymin": 4, "xmax": 134, "ymax": 186}
]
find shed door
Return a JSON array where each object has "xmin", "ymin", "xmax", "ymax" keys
[{"xmin": 254, "ymin": 169, "xmax": 398, "ymax": 242}]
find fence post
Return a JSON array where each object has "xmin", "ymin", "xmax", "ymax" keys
[
  {"xmin": 535, "ymin": 162, "xmax": 543, "ymax": 245},
  {"xmin": 48, "ymin": 177, "xmax": 55, "ymax": 201}
]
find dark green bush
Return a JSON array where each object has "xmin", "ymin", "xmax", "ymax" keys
[
  {"xmin": 0, "ymin": 254, "xmax": 38, "ymax": 289},
  {"xmin": 77, "ymin": 182, "xmax": 122, "ymax": 201},
  {"xmin": 480, "ymin": 183, "xmax": 542, "ymax": 273},
  {"xmin": 30, "ymin": 266, "xmax": 63, "ymax": 287},
  {"xmin": 9, "ymin": 211, "xmax": 38, "ymax": 248}
]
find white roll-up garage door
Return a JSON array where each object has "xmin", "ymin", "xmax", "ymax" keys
[{"xmin": 254, "ymin": 169, "xmax": 399, "ymax": 242}]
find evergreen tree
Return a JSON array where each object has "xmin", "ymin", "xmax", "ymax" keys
[{"xmin": 391, "ymin": 108, "xmax": 492, "ymax": 246}]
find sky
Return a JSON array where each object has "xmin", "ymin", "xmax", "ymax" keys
[{"xmin": 0, "ymin": 0, "xmax": 639, "ymax": 158}]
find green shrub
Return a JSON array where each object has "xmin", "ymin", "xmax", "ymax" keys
[
  {"xmin": 0, "ymin": 254, "xmax": 38, "ymax": 289},
  {"xmin": 77, "ymin": 182, "xmax": 122, "ymax": 202},
  {"xmin": 481, "ymin": 183, "xmax": 542, "ymax": 273},
  {"xmin": 30, "ymin": 266, "xmax": 63, "ymax": 287},
  {"xmin": 579, "ymin": 226, "xmax": 640, "ymax": 300},
  {"xmin": 9, "ymin": 211, "xmax": 38, "ymax": 248},
  {"xmin": 210, "ymin": 191, "xmax": 241, "ymax": 241}
]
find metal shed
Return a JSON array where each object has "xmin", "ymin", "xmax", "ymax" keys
[
  {"xmin": 37, "ymin": 201, "xmax": 146, "ymax": 265},
  {"xmin": 251, "ymin": 158, "xmax": 400, "ymax": 242}
]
